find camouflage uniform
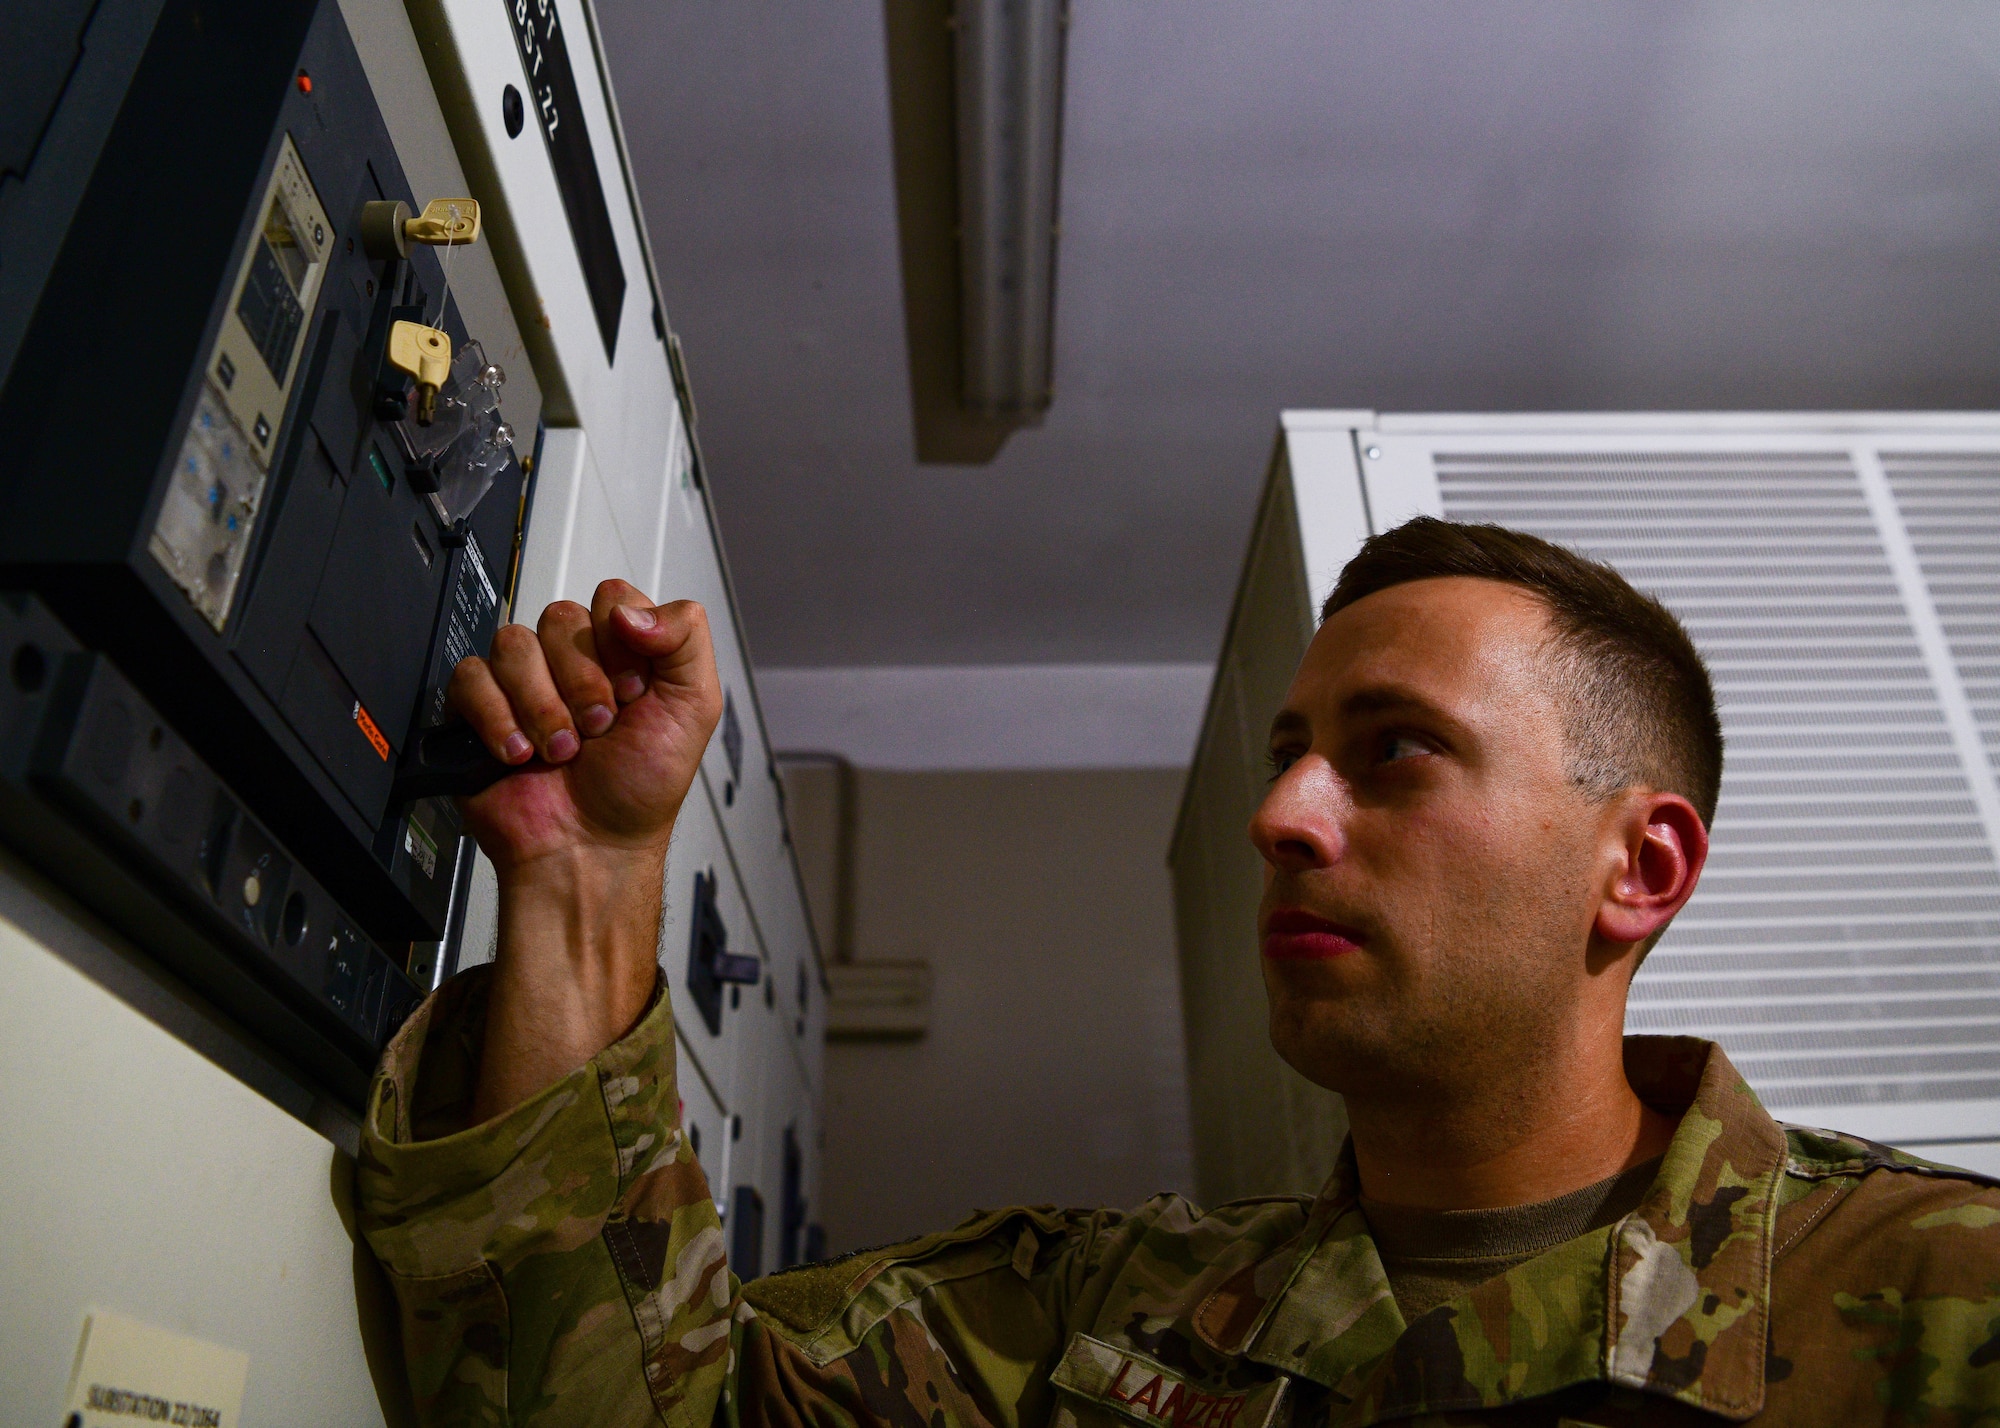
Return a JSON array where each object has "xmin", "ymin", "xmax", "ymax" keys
[{"xmin": 358, "ymin": 966, "xmax": 2000, "ymax": 1425}]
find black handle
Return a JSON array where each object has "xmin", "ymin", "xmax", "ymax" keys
[
  {"xmin": 392, "ymin": 723, "xmax": 525, "ymax": 802},
  {"xmin": 713, "ymin": 949, "xmax": 763, "ymax": 985}
]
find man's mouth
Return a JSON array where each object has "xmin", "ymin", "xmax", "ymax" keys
[{"xmin": 1261, "ymin": 909, "xmax": 1365, "ymax": 960}]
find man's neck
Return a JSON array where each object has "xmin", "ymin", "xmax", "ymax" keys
[{"xmin": 1345, "ymin": 1046, "xmax": 1680, "ymax": 1212}]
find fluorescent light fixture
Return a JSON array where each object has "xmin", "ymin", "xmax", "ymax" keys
[{"xmin": 952, "ymin": 0, "xmax": 1068, "ymax": 421}]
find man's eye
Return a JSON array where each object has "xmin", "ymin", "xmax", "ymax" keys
[
  {"xmin": 1266, "ymin": 749, "xmax": 1300, "ymax": 781},
  {"xmin": 1381, "ymin": 732, "xmax": 1431, "ymax": 763}
]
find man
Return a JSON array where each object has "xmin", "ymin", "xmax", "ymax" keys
[{"xmin": 359, "ymin": 518, "xmax": 2000, "ymax": 1426}]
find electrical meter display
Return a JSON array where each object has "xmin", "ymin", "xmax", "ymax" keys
[{"xmin": 0, "ymin": 0, "xmax": 531, "ymax": 1103}]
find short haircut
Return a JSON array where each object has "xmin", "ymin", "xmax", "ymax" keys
[{"xmin": 1324, "ymin": 516, "xmax": 1723, "ymax": 827}]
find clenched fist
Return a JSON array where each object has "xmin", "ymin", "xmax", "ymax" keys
[
  {"xmin": 447, "ymin": 579, "xmax": 723, "ymax": 875},
  {"xmin": 445, "ymin": 579, "xmax": 723, "ymax": 1122}
]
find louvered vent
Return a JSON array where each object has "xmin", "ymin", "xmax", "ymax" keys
[
  {"xmin": 1888, "ymin": 454, "xmax": 2000, "ymax": 781},
  {"xmin": 1437, "ymin": 450, "xmax": 2000, "ymax": 1130}
]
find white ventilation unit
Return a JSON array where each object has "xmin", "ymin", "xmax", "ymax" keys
[{"xmin": 1173, "ymin": 412, "xmax": 2000, "ymax": 1201}]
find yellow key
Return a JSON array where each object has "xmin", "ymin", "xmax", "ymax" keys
[
  {"xmin": 387, "ymin": 320, "xmax": 452, "ymax": 424},
  {"xmin": 402, "ymin": 198, "xmax": 480, "ymax": 248}
]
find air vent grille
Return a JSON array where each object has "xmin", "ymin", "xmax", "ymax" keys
[
  {"xmin": 1886, "ymin": 454, "xmax": 2000, "ymax": 783},
  {"xmin": 1437, "ymin": 451, "xmax": 2000, "ymax": 1120}
]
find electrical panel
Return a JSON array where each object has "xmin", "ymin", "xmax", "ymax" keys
[
  {"xmin": 0, "ymin": 0, "xmax": 530, "ymax": 1099},
  {"xmin": 2, "ymin": 0, "xmax": 829, "ymax": 1413}
]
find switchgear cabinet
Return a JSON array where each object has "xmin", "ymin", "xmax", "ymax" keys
[
  {"xmin": 0, "ymin": 0, "xmax": 541, "ymax": 1102},
  {"xmin": 0, "ymin": 0, "xmax": 826, "ymax": 1419},
  {"xmin": 1176, "ymin": 409, "xmax": 2000, "ymax": 1206}
]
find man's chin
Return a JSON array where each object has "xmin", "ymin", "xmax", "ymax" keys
[{"xmin": 1266, "ymin": 1002, "xmax": 1397, "ymax": 1096}]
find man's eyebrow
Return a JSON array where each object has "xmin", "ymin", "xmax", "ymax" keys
[
  {"xmin": 1267, "ymin": 685, "xmax": 1473, "ymax": 747},
  {"xmin": 1338, "ymin": 684, "xmax": 1477, "ymax": 746},
  {"xmin": 1268, "ymin": 709, "xmax": 1309, "ymax": 744},
  {"xmin": 1338, "ymin": 685, "xmax": 1453, "ymax": 721}
]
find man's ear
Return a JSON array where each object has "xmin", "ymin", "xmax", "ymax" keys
[{"xmin": 1595, "ymin": 792, "xmax": 1709, "ymax": 949}]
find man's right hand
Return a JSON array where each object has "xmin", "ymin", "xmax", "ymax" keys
[
  {"xmin": 448, "ymin": 579, "xmax": 723, "ymax": 875},
  {"xmin": 445, "ymin": 578, "xmax": 724, "ymax": 1121}
]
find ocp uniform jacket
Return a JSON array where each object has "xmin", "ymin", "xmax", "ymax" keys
[{"xmin": 356, "ymin": 969, "xmax": 2000, "ymax": 1425}]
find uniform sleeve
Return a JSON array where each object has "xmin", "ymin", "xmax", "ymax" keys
[
  {"xmin": 355, "ymin": 963, "xmax": 732, "ymax": 1427},
  {"xmin": 735, "ymin": 1202, "xmax": 1137, "ymax": 1428},
  {"xmin": 354, "ymin": 964, "xmax": 1120, "ymax": 1428},
  {"xmin": 1770, "ymin": 1159, "xmax": 2000, "ymax": 1418}
]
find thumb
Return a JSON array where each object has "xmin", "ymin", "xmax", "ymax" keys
[{"xmin": 612, "ymin": 600, "xmax": 720, "ymax": 704}]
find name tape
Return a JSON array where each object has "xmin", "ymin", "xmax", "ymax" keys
[{"xmin": 1049, "ymin": 1333, "xmax": 1287, "ymax": 1428}]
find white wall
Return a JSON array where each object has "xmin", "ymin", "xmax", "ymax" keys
[
  {"xmin": 0, "ymin": 854, "xmax": 412, "ymax": 1427},
  {"xmin": 783, "ymin": 767, "xmax": 1196, "ymax": 1252}
]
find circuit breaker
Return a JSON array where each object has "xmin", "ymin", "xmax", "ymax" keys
[{"xmin": 0, "ymin": 0, "xmax": 527, "ymax": 1097}]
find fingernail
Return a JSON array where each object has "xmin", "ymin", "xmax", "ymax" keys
[
  {"xmin": 503, "ymin": 732, "xmax": 532, "ymax": 763},
  {"xmin": 580, "ymin": 703, "xmax": 614, "ymax": 736},
  {"xmin": 548, "ymin": 729, "xmax": 580, "ymax": 762},
  {"xmin": 621, "ymin": 605, "xmax": 657, "ymax": 629},
  {"xmin": 614, "ymin": 672, "xmax": 645, "ymax": 702}
]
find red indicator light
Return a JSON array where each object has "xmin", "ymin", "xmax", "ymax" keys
[{"xmin": 296, "ymin": 71, "xmax": 313, "ymax": 94}]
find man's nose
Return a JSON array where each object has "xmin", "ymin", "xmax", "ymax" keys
[{"xmin": 1248, "ymin": 757, "xmax": 1347, "ymax": 871}]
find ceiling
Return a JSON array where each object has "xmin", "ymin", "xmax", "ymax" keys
[{"xmin": 592, "ymin": 1, "xmax": 2000, "ymax": 671}]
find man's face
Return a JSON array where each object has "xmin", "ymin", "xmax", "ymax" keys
[{"xmin": 1252, "ymin": 576, "xmax": 1624, "ymax": 1100}]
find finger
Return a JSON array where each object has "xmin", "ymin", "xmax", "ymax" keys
[
  {"xmin": 537, "ymin": 600, "xmax": 618, "ymax": 738},
  {"xmin": 610, "ymin": 599, "xmax": 723, "ymax": 721},
  {"xmin": 487, "ymin": 622, "xmax": 581, "ymax": 763},
  {"xmin": 447, "ymin": 655, "xmax": 535, "ymax": 765},
  {"xmin": 589, "ymin": 578, "xmax": 655, "ymax": 705}
]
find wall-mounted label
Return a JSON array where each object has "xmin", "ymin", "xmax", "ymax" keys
[
  {"xmin": 62, "ymin": 1309, "xmax": 248, "ymax": 1428},
  {"xmin": 503, "ymin": 0, "xmax": 627, "ymax": 362}
]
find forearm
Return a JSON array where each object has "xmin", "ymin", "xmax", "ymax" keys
[{"xmin": 473, "ymin": 841, "xmax": 668, "ymax": 1123}]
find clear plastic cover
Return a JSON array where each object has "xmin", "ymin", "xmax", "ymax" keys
[{"xmin": 406, "ymin": 339, "xmax": 516, "ymax": 525}]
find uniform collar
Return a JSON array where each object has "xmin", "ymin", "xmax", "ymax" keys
[{"xmin": 1190, "ymin": 1037, "xmax": 1786, "ymax": 1425}]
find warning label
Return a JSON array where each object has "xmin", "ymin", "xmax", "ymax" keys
[{"xmin": 353, "ymin": 700, "xmax": 390, "ymax": 760}]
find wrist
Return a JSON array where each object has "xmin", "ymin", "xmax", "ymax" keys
[
  {"xmin": 495, "ymin": 840, "xmax": 665, "ymax": 992},
  {"xmin": 472, "ymin": 837, "xmax": 670, "ymax": 1122},
  {"xmin": 498, "ymin": 838, "xmax": 667, "ymax": 895}
]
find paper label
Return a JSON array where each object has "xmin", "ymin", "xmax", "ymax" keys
[{"xmin": 62, "ymin": 1309, "xmax": 248, "ymax": 1428}]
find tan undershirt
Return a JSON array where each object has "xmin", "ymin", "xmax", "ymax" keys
[{"xmin": 1359, "ymin": 1156, "xmax": 1662, "ymax": 1324}]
